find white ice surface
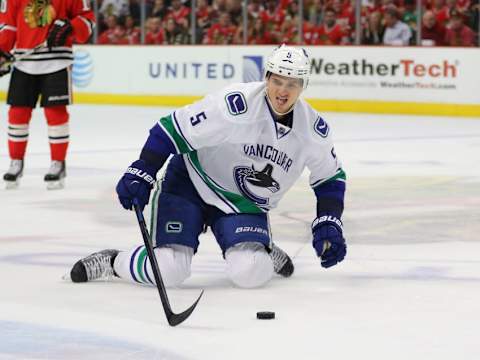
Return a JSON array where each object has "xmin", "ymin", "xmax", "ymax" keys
[{"xmin": 0, "ymin": 104, "xmax": 479, "ymax": 360}]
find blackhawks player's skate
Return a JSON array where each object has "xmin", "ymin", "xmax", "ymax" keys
[
  {"xmin": 44, "ymin": 160, "xmax": 66, "ymax": 190},
  {"xmin": 270, "ymin": 243, "xmax": 294, "ymax": 277},
  {"xmin": 3, "ymin": 159, "xmax": 23, "ymax": 189},
  {"xmin": 69, "ymin": 249, "xmax": 119, "ymax": 283}
]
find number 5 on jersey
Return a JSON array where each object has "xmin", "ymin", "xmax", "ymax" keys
[{"xmin": 190, "ymin": 111, "xmax": 207, "ymax": 126}]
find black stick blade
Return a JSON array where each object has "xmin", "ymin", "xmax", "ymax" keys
[{"xmin": 167, "ymin": 290, "xmax": 204, "ymax": 327}]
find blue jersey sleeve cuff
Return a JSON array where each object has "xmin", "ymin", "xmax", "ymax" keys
[{"xmin": 313, "ymin": 180, "xmax": 345, "ymax": 219}]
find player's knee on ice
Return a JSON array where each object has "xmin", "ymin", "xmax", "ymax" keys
[
  {"xmin": 225, "ymin": 242, "xmax": 274, "ymax": 288},
  {"xmin": 154, "ymin": 245, "xmax": 193, "ymax": 287},
  {"xmin": 114, "ymin": 244, "xmax": 193, "ymax": 287}
]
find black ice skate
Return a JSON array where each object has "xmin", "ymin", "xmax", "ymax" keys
[
  {"xmin": 70, "ymin": 249, "xmax": 119, "ymax": 283},
  {"xmin": 44, "ymin": 160, "xmax": 66, "ymax": 190},
  {"xmin": 270, "ymin": 243, "xmax": 294, "ymax": 277},
  {"xmin": 3, "ymin": 159, "xmax": 24, "ymax": 189}
]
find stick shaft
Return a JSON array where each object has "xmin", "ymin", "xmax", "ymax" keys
[{"xmin": 132, "ymin": 201, "xmax": 203, "ymax": 326}]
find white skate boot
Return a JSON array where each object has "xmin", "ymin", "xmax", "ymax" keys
[
  {"xmin": 44, "ymin": 160, "xmax": 66, "ymax": 190},
  {"xmin": 3, "ymin": 159, "xmax": 24, "ymax": 189}
]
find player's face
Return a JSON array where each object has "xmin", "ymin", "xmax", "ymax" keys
[{"xmin": 266, "ymin": 74, "xmax": 303, "ymax": 114}]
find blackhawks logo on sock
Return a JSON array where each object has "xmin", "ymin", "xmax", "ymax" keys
[{"xmin": 24, "ymin": 0, "xmax": 56, "ymax": 28}]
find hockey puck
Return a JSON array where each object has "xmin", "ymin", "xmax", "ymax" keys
[{"xmin": 256, "ymin": 311, "xmax": 275, "ymax": 320}]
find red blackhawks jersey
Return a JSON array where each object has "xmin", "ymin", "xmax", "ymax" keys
[{"xmin": 0, "ymin": 0, "xmax": 95, "ymax": 74}]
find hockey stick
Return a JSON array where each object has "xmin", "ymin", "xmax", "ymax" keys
[
  {"xmin": 133, "ymin": 200, "xmax": 204, "ymax": 326},
  {"xmin": 3, "ymin": 41, "xmax": 48, "ymax": 66}
]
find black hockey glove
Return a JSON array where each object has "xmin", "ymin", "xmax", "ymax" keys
[
  {"xmin": 47, "ymin": 19, "xmax": 73, "ymax": 48},
  {"xmin": 312, "ymin": 215, "xmax": 347, "ymax": 268},
  {"xmin": 0, "ymin": 50, "xmax": 14, "ymax": 77},
  {"xmin": 116, "ymin": 160, "xmax": 157, "ymax": 211}
]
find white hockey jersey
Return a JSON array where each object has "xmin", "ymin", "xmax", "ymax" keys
[{"xmin": 157, "ymin": 81, "xmax": 345, "ymax": 214}]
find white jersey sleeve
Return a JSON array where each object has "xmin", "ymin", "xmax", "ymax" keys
[
  {"xmin": 156, "ymin": 82, "xmax": 264, "ymax": 153},
  {"xmin": 305, "ymin": 114, "xmax": 345, "ymax": 188}
]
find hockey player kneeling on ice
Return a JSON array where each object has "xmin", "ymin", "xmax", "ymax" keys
[{"xmin": 69, "ymin": 45, "xmax": 347, "ymax": 289}]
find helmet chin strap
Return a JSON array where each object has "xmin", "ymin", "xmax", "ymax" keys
[{"xmin": 264, "ymin": 89, "xmax": 295, "ymax": 117}]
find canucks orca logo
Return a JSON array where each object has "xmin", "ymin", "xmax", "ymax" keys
[{"xmin": 233, "ymin": 164, "xmax": 280, "ymax": 207}]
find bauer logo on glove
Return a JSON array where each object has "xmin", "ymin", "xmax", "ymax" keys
[
  {"xmin": 312, "ymin": 215, "xmax": 347, "ymax": 268},
  {"xmin": 126, "ymin": 166, "xmax": 156, "ymax": 185},
  {"xmin": 116, "ymin": 160, "xmax": 158, "ymax": 211}
]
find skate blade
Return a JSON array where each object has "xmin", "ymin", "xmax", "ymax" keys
[
  {"xmin": 46, "ymin": 178, "xmax": 65, "ymax": 190},
  {"xmin": 5, "ymin": 180, "xmax": 19, "ymax": 190}
]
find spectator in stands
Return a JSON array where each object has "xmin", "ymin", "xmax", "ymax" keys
[
  {"xmin": 381, "ymin": 0, "xmax": 396, "ymax": 13},
  {"xmin": 382, "ymin": 6, "xmax": 412, "ymax": 45},
  {"xmin": 472, "ymin": 0, "xmax": 480, "ymax": 33},
  {"xmin": 247, "ymin": 0, "xmax": 264, "ymax": 20},
  {"xmin": 421, "ymin": 10, "xmax": 446, "ymax": 45},
  {"xmin": 203, "ymin": 11, "xmax": 237, "ymax": 44},
  {"xmin": 446, "ymin": 0, "xmax": 460, "ymax": 13},
  {"xmin": 305, "ymin": 0, "xmax": 323, "ymax": 27},
  {"xmin": 150, "ymin": 0, "xmax": 169, "ymax": 19},
  {"xmin": 302, "ymin": 20, "xmax": 317, "ymax": 45},
  {"xmin": 129, "ymin": 0, "xmax": 142, "ymax": 23},
  {"xmin": 163, "ymin": 17, "xmax": 190, "ymax": 44},
  {"xmin": 195, "ymin": 0, "xmax": 213, "ymax": 43},
  {"xmin": 279, "ymin": 15, "xmax": 300, "ymax": 44},
  {"xmin": 212, "ymin": 0, "xmax": 228, "ymax": 14},
  {"xmin": 125, "ymin": 15, "xmax": 141, "ymax": 44},
  {"xmin": 365, "ymin": 0, "xmax": 384, "ymax": 15},
  {"xmin": 444, "ymin": 9, "xmax": 476, "ymax": 45},
  {"xmin": 402, "ymin": 0, "xmax": 417, "ymax": 31},
  {"xmin": 145, "ymin": 17, "xmax": 165, "ymax": 44},
  {"xmin": 363, "ymin": 11, "xmax": 385, "ymax": 44},
  {"xmin": 285, "ymin": 1, "xmax": 300, "ymax": 19},
  {"xmin": 456, "ymin": 0, "xmax": 471, "ymax": 12},
  {"xmin": 197, "ymin": 0, "xmax": 213, "ymax": 27},
  {"xmin": 333, "ymin": 0, "xmax": 354, "ymax": 30},
  {"xmin": 99, "ymin": 0, "xmax": 130, "ymax": 18},
  {"xmin": 226, "ymin": 0, "xmax": 243, "ymax": 25},
  {"xmin": 260, "ymin": 0, "xmax": 286, "ymax": 32},
  {"xmin": 446, "ymin": 0, "xmax": 471, "ymax": 24},
  {"xmin": 314, "ymin": 7, "xmax": 349, "ymax": 45},
  {"xmin": 246, "ymin": 17, "xmax": 275, "ymax": 44},
  {"xmin": 98, "ymin": 14, "xmax": 129, "ymax": 44},
  {"xmin": 432, "ymin": 0, "xmax": 451, "ymax": 26},
  {"xmin": 168, "ymin": 0, "xmax": 191, "ymax": 27}
]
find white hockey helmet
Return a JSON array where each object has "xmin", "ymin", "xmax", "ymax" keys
[{"xmin": 264, "ymin": 44, "xmax": 311, "ymax": 90}]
